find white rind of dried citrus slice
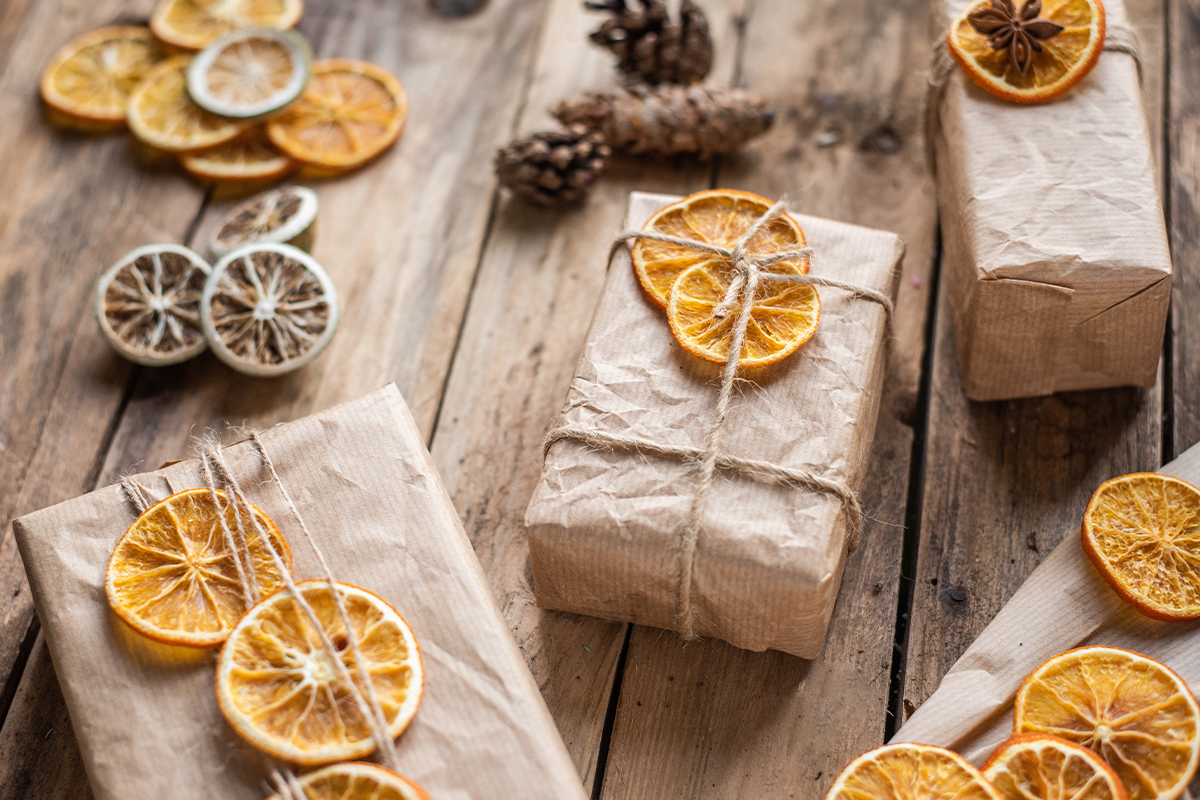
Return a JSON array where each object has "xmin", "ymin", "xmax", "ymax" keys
[
  {"xmin": 40, "ymin": 26, "xmax": 167, "ymax": 125},
  {"xmin": 209, "ymin": 185, "xmax": 318, "ymax": 257},
  {"xmin": 265, "ymin": 762, "xmax": 432, "ymax": 800},
  {"xmin": 201, "ymin": 242, "xmax": 337, "ymax": 376},
  {"xmin": 151, "ymin": 0, "xmax": 305, "ymax": 51},
  {"xmin": 94, "ymin": 243, "xmax": 213, "ymax": 366},
  {"xmin": 128, "ymin": 55, "xmax": 249, "ymax": 153},
  {"xmin": 187, "ymin": 28, "xmax": 312, "ymax": 120},
  {"xmin": 106, "ymin": 488, "xmax": 292, "ymax": 647},
  {"xmin": 217, "ymin": 580, "xmax": 424, "ymax": 765}
]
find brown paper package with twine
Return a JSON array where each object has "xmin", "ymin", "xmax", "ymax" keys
[
  {"xmin": 525, "ymin": 192, "xmax": 904, "ymax": 659},
  {"xmin": 13, "ymin": 385, "xmax": 587, "ymax": 800},
  {"xmin": 926, "ymin": 0, "xmax": 1170, "ymax": 401}
]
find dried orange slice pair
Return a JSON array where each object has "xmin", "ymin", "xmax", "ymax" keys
[{"xmin": 631, "ymin": 190, "xmax": 821, "ymax": 369}]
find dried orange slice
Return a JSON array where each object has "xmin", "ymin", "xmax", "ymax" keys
[
  {"xmin": 187, "ymin": 28, "xmax": 311, "ymax": 119},
  {"xmin": 94, "ymin": 244, "xmax": 212, "ymax": 366},
  {"xmin": 1081, "ymin": 473, "xmax": 1200, "ymax": 621},
  {"xmin": 40, "ymin": 26, "xmax": 167, "ymax": 126},
  {"xmin": 632, "ymin": 189, "xmax": 810, "ymax": 310},
  {"xmin": 150, "ymin": 0, "xmax": 304, "ymax": 51},
  {"xmin": 105, "ymin": 488, "xmax": 292, "ymax": 647},
  {"xmin": 983, "ymin": 734, "xmax": 1128, "ymax": 800},
  {"xmin": 179, "ymin": 127, "xmax": 297, "ymax": 183},
  {"xmin": 200, "ymin": 243, "xmax": 338, "ymax": 376},
  {"xmin": 209, "ymin": 185, "xmax": 318, "ymax": 256},
  {"xmin": 266, "ymin": 763, "xmax": 431, "ymax": 800},
  {"xmin": 128, "ymin": 55, "xmax": 249, "ymax": 152},
  {"xmin": 1014, "ymin": 646, "xmax": 1200, "ymax": 800},
  {"xmin": 947, "ymin": 0, "xmax": 1106, "ymax": 104},
  {"xmin": 825, "ymin": 743, "xmax": 1003, "ymax": 800},
  {"xmin": 266, "ymin": 59, "xmax": 407, "ymax": 172},
  {"xmin": 217, "ymin": 580, "xmax": 424, "ymax": 765}
]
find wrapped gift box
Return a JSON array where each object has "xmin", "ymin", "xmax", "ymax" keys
[
  {"xmin": 12, "ymin": 385, "xmax": 586, "ymax": 800},
  {"xmin": 525, "ymin": 191, "xmax": 904, "ymax": 659},
  {"xmin": 931, "ymin": 0, "xmax": 1171, "ymax": 400}
]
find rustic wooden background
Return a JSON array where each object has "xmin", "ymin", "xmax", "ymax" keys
[{"xmin": 0, "ymin": 0, "xmax": 1192, "ymax": 796}]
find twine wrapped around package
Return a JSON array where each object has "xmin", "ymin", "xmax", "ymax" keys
[{"xmin": 526, "ymin": 192, "xmax": 905, "ymax": 658}]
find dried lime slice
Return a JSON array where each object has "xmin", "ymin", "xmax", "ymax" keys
[
  {"xmin": 187, "ymin": 28, "xmax": 311, "ymax": 120},
  {"xmin": 200, "ymin": 243, "xmax": 338, "ymax": 377},
  {"xmin": 94, "ymin": 244, "xmax": 212, "ymax": 366},
  {"xmin": 209, "ymin": 185, "xmax": 317, "ymax": 257}
]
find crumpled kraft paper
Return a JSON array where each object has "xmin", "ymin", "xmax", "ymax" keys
[
  {"xmin": 12, "ymin": 385, "xmax": 586, "ymax": 800},
  {"xmin": 524, "ymin": 191, "xmax": 904, "ymax": 659},
  {"xmin": 893, "ymin": 442, "xmax": 1200, "ymax": 763},
  {"xmin": 933, "ymin": 0, "xmax": 1171, "ymax": 401}
]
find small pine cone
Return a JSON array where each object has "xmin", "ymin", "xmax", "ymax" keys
[
  {"xmin": 494, "ymin": 125, "xmax": 612, "ymax": 206},
  {"xmin": 585, "ymin": 0, "xmax": 713, "ymax": 84},
  {"xmin": 553, "ymin": 84, "xmax": 775, "ymax": 159}
]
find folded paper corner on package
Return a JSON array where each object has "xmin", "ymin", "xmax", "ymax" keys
[
  {"xmin": 12, "ymin": 383, "xmax": 587, "ymax": 800},
  {"xmin": 935, "ymin": 0, "xmax": 1171, "ymax": 401},
  {"xmin": 525, "ymin": 190, "xmax": 905, "ymax": 660}
]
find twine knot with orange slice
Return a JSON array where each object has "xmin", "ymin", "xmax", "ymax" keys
[{"xmin": 545, "ymin": 189, "xmax": 894, "ymax": 641}]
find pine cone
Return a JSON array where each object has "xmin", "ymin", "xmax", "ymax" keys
[
  {"xmin": 494, "ymin": 125, "xmax": 612, "ymax": 206},
  {"xmin": 586, "ymin": 0, "xmax": 713, "ymax": 85},
  {"xmin": 553, "ymin": 84, "xmax": 775, "ymax": 158}
]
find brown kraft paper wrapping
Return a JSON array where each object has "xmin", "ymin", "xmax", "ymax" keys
[
  {"xmin": 893, "ymin": 441, "xmax": 1200, "ymax": 762},
  {"xmin": 12, "ymin": 385, "xmax": 587, "ymax": 800},
  {"xmin": 932, "ymin": 0, "xmax": 1171, "ymax": 401},
  {"xmin": 524, "ymin": 191, "xmax": 904, "ymax": 659}
]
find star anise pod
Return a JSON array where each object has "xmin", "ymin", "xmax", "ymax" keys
[{"xmin": 967, "ymin": 0, "xmax": 1064, "ymax": 77}]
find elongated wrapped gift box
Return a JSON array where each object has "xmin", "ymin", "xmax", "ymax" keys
[
  {"xmin": 525, "ymin": 192, "xmax": 904, "ymax": 659},
  {"xmin": 932, "ymin": 0, "xmax": 1170, "ymax": 400},
  {"xmin": 12, "ymin": 385, "xmax": 586, "ymax": 800}
]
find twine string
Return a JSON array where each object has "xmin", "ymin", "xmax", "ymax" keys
[
  {"xmin": 553, "ymin": 199, "xmax": 892, "ymax": 641},
  {"xmin": 120, "ymin": 477, "xmax": 152, "ymax": 515},
  {"xmin": 199, "ymin": 454, "xmax": 260, "ymax": 609}
]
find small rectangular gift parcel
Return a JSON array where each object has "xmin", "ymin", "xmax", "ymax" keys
[
  {"xmin": 13, "ymin": 385, "xmax": 586, "ymax": 800},
  {"xmin": 524, "ymin": 191, "xmax": 904, "ymax": 659},
  {"xmin": 932, "ymin": 0, "xmax": 1171, "ymax": 400}
]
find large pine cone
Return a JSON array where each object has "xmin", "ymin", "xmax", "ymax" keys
[
  {"xmin": 586, "ymin": 0, "xmax": 713, "ymax": 85},
  {"xmin": 553, "ymin": 84, "xmax": 775, "ymax": 158},
  {"xmin": 494, "ymin": 125, "xmax": 612, "ymax": 206}
]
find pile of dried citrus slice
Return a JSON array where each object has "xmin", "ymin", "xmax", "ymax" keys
[
  {"xmin": 825, "ymin": 646, "xmax": 1200, "ymax": 800},
  {"xmin": 40, "ymin": 0, "xmax": 407, "ymax": 190},
  {"xmin": 631, "ymin": 189, "xmax": 821, "ymax": 369},
  {"xmin": 107, "ymin": 486, "xmax": 428, "ymax": 793}
]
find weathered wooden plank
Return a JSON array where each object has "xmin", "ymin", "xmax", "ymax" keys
[
  {"xmin": 595, "ymin": 0, "xmax": 940, "ymax": 794},
  {"xmin": 899, "ymin": 0, "xmax": 1166, "ymax": 715},
  {"xmin": 1168, "ymin": 0, "xmax": 1200, "ymax": 457},
  {"xmin": 0, "ymin": 0, "xmax": 205, "ymax": 717},
  {"xmin": 427, "ymin": 0, "xmax": 744, "ymax": 788}
]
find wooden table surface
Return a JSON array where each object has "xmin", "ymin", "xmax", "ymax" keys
[{"xmin": 0, "ymin": 0, "xmax": 1194, "ymax": 797}]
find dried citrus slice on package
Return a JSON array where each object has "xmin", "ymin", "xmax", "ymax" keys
[
  {"xmin": 187, "ymin": 28, "xmax": 311, "ymax": 119},
  {"xmin": 105, "ymin": 488, "xmax": 292, "ymax": 647},
  {"xmin": 266, "ymin": 763, "xmax": 431, "ymax": 800},
  {"xmin": 217, "ymin": 580, "xmax": 424, "ymax": 765},
  {"xmin": 151, "ymin": 0, "xmax": 304, "ymax": 51},
  {"xmin": 947, "ymin": 0, "xmax": 1106, "ymax": 104},
  {"xmin": 40, "ymin": 26, "xmax": 166, "ymax": 127},
  {"xmin": 200, "ymin": 242, "xmax": 338, "ymax": 376},
  {"xmin": 1014, "ymin": 646, "xmax": 1200, "ymax": 800},
  {"xmin": 128, "ymin": 55, "xmax": 249, "ymax": 152},
  {"xmin": 209, "ymin": 185, "xmax": 317, "ymax": 256},
  {"xmin": 94, "ymin": 244, "xmax": 212, "ymax": 366},
  {"xmin": 983, "ymin": 734, "xmax": 1128, "ymax": 800},
  {"xmin": 179, "ymin": 126, "xmax": 297, "ymax": 184},
  {"xmin": 825, "ymin": 743, "xmax": 1003, "ymax": 800},
  {"xmin": 1081, "ymin": 473, "xmax": 1200, "ymax": 620},
  {"xmin": 266, "ymin": 59, "xmax": 407, "ymax": 172}
]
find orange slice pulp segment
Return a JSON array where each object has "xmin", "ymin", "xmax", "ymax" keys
[
  {"xmin": 825, "ymin": 742, "xmax": 1004, "ymax": 800},
  {"xmin": 128, "ymin": 55, "xmax": 249, "ymax": 152},
  {"xmin": 151, "ymin": 0, "xmax": 304, "ymax": 51},
  {"xmin": 265, "ymin": 763, "xmax": 431, "ymax": 800},
  {"xmin": 983, "ymin": 733, "xmax": 1128, "ymax": 800},
  {"xmin": 179, "ymin": 126, "xmax": 297, "ymax": 182}
]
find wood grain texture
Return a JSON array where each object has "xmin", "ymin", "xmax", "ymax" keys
[
  {"xmin": 1168, "ymin": 0, "xmax": 1200, "ymax": 456},
  {"xmin": 0, "ymin": 0, "xmax": 204, "ymax": 719},
  {"xmin": 427, "ymin": 0, "xmax": 743, "ymax": 787},
  {"xmin": 596, "ymin": 0, "xmax": 940, "ymax": 794},
  {"xmin": 899, "ymin": 0, "xmax": 1166, "ymax": 714}
]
